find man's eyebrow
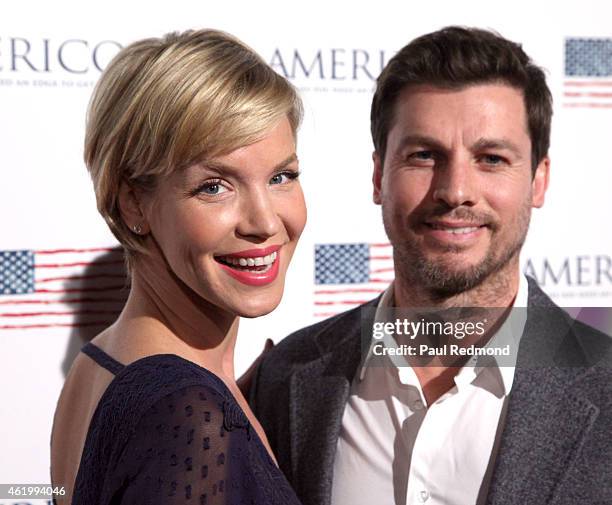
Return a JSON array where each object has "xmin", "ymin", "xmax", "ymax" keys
[
  {"xmin": 472, "ymin": 138, "xmax": 523, "ymax": 156},
  {"xmin": 396, "ymin": 134, "xmax": 446, "ymax": 151},
  {"xmin": 200, "ymin": 153, "xmax": 298, "ymax": 175},
  {"xmin": 395, "ymin": 135, "xmax": 524, "ymax": 158}
]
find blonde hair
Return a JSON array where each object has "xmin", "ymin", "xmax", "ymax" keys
[{"xmin": 85, "ymin": 29, "xmax": 302, "ymax": 266}]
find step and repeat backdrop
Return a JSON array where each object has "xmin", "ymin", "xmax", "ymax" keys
[{"xmin": 1, "ymin": 0, "xmax": 611, "ymax": 498}]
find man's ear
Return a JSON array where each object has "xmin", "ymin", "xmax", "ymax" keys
[
  {"xmin": 531, "ymin": 156, "xmax": 550, "ymax": 209},
  {"xmin": 118, "ymin": 181, "xmax": 149, "ymax": 234},
  {"xmin": 373, "ymin": 151, "xmax": 383, "ymax": 205}
]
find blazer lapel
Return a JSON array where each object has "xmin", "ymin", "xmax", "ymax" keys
[
  {"xmin": 486, "ymin": 367, "xmax": 599, "ymax": 504},
  {"xmin": 486, "ymin": 282, "xmax": 601, "ymax": 504},
  {"xmin": 289, "ymin": 302, "xmax": 375, "ymax": 505},
  {"xmin": 289, "ymin": 358, "xmax": 352, "ymax": 505}
]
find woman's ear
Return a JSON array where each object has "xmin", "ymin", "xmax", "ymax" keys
[{"xmin": 118, "ymin": 181, "xmax": 149, "ymax": 235}]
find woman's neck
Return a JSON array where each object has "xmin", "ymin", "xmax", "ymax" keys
[{"xmin": 109, "ymin": 255, "xmax": 240, "ymax": 381}]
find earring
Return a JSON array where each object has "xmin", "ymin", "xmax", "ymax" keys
[{"xmin": 132, "ymin": 224, "xmax": 143, "ymax": 234}]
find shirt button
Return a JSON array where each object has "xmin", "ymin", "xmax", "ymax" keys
[
  {"xmin": 413, "ymin": 399, "xmax": 424, "ymax": 411},
  {"xmin": 418, "ymin": 489, "xmax": 430, "ymax": 502}
]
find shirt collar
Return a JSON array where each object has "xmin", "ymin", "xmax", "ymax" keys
[
  {"xmin": 359, "ymin": 281, "xmax": 396, "ymax": 381},
  {"xmin": 359, "ymin": 274, "xmax": 528, "ymax": 395}
]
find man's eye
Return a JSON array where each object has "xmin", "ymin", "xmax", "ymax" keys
[
  {"xmin": 407, "ymin": 151, "xmax": 436, "ymax": 165},
  {"xmin": 482, "ymin": 154, "xmax": 504, "ymax": 165},
  {"xmin": 413, "ymin": 151, "xmax": 434, "ymax": 160}
]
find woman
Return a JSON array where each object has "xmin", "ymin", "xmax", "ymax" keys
[{"xmin": 51, "ymin": 29, "xmax": 306, "ymax": 504}]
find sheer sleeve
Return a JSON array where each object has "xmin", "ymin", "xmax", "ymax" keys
[
  {"xmin": 70, "ymin": 353, "xmax": 301, "ymax": 505},
  {"xmin": 114, "ymin": 384, "xmax": 244, "ymax": 504}
]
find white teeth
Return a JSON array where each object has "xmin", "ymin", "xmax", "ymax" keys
[
  {"xmin": 431, "ymin": 224, "xmax": 479, "ymax": 234},
  {"xmin": 445, "ymin": 227, "xmax": 478, "ymax": 234},
  {"xmin": 218, "ymin": 250, "xmax": 279, "ymax": 268}
]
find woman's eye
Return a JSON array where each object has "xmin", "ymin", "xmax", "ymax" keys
[
  {"xmin": 269, "ymin": 171, "xmax": 299, "ymax": 185},
  {"xmin": 199, "ymin": 181, "xmax": 227, "ymax": 195}
]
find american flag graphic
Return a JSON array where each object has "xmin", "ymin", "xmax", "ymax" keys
[
  {"xmin": 0, "ymin": 247, "xmax": 127, "ymax": 331},
  {"xmin": 314, "ymin": 243, "xmax": 394, "ymax": 318},
  {"xmin": 564, "ymin": 38, "xmax": 612, "ymax": 108}
]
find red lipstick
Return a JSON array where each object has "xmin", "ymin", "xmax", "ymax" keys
[
  {"xmin": 221, "ymin": 245, "xmax": 280, "ymax": 258},
  {"xmin": 215, "ymin": 246, "xmax": 281, "ymax": 287}
]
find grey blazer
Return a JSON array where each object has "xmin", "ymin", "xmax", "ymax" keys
[{"xmin": 250, "ymin": 278, "xmax": 612, "ymax": 505}]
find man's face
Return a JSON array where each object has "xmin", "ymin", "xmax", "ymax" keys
[{"xmin": 373, "ymin": 83, "xmax": 549, "ymax": 296}]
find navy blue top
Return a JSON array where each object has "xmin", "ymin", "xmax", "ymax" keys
[{"xmin": 69, "ymin": 342, "xmax": 301, "ymax": 505}]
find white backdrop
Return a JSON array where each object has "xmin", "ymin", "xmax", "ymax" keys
[{"xmin": 1, "ymin": 0, "xmax": 611, "ymax": 500}]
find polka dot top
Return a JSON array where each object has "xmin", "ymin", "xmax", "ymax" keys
[{"xmin": 69, "ymin": 342, "xmax": 302, "ymax": 505}]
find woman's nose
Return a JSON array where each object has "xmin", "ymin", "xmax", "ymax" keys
[{"xmin": 235, "ymin": 189, "xmax": 282, "ymax": 241}]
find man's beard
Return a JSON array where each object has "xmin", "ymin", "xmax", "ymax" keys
[{"xmin": 384, "ymin": 202, "xmax": 532, "ymax": 298}]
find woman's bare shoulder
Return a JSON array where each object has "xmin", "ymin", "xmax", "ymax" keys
[{"xmin": 51, "ymin": 334, "xmax": 116, "ymax": 504}]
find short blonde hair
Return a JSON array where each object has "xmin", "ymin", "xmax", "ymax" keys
[{"xmin": 85, "ymin": 29, "xmax": 302, "ymax": 266}]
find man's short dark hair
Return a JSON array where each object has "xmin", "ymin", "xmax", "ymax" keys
[{"xmin": 370, "ymin": 26, "xmax": 553, "ymax": 172}]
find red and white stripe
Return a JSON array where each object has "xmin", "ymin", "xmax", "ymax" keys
[
  {"xmin": 0, "ymin": 247, "xmax": 127, "ymax": 331},
  {"xmin": 313, "ymin": 243, "xmax": 394, "ymax": 319},
  {"xmin": 563, "ymin": 79, "xmax": 612, "ymax": 108}
]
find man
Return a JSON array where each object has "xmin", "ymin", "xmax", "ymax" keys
[{"xmin": 250, "ymin": 27, "xmax": 612, "ymax": 505}]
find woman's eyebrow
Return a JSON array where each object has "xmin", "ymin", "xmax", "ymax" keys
[{"xmin": 199, "ymin": 153, "xmax": 298, "ymax": 175}]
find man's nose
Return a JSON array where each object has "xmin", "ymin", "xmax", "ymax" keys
[
  {"xmin": 431, "ymin": 155, "xmax": 478, "ymax": 208},
  {"xmin": 235, "ymin": 188, "xmax": 281, "ymax": 241}
]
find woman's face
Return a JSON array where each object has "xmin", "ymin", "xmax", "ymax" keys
[{"xmin": 143, "ymin": 117, "xmax": 306, "ymax": 318}]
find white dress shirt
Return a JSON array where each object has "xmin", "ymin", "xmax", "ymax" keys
[{"xmin": 330, "ymin": 275, "xmax": 528, "ymax": 505}]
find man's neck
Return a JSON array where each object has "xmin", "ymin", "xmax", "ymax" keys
[
  {"xmin": 392, "ymin": 264, "xmax": 521, "ymax": 405},
  {"xmin": 394, "ymin": 264, "xmax": 520, "ymax": 309}
]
